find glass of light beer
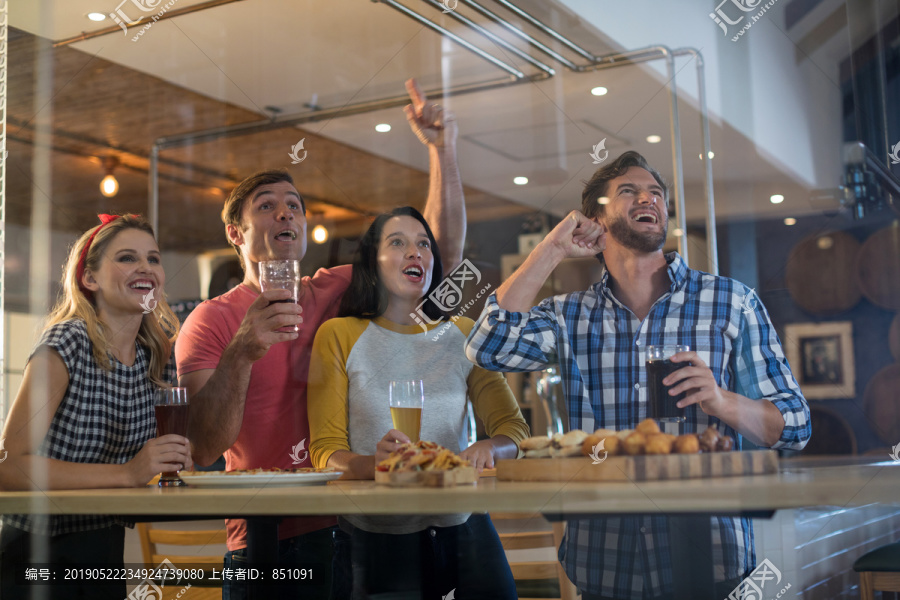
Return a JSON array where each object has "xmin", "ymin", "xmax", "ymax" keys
[
  {"xmin": 389, "ymin": 380, "xmax": 424, "ymax": 443},
  {"xmin": 154, "ymin": 387, "xmax": 190, "ymax": 487},
  {"xmin": 259, "ymin": 259, "xmax": 301, "ymax": 332}
]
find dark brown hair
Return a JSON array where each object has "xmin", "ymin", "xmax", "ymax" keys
[
  {"xmin": 339, "ymin": 207, "xmax": 446, "ymax": 322},
  {"xmin": 221, "ymin": 169, "xmax": 306, "ymax": 266},
  {"xmin": 581, "ymin": 151, "xmax": 668, "ymax": 219}
]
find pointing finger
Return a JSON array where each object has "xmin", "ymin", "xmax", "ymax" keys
[{"xmin": 405, "ymin": 78, "xmax": 426, "ymax": 111}]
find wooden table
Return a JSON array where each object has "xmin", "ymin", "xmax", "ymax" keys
[{"xmin": 2, "ymin": 458, "xmax": 898, "ymax": 598}]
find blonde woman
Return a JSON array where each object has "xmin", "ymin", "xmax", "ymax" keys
[{"xmin": 0, "ymin": 214, "xmax": 191, "ymax": 600}]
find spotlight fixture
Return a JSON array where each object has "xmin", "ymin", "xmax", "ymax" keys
[
  {"xmin": 514, "ymin": 177, "xmax": 528, "ymax": 185},
  {"xmin": 646, "ymin": 135, "xmax": 661, "ymax": 144},
  {"xmin": 590, "ymin": 86, "xmax": 608, "ymax": 96},
  {"xmin": 100, "ymin": 157, "xmax": 120, "ymax": 198},
  {"xmin": 784, "ymin": 217, "xmax": 797, "ymax": 226},
  {"xmin": 312, "ymin": 225, "xmax": 329, "ymax": 244},
  {"xmin": 375, "ymin": 124, "xmax": 391, "ymax": 133},
  {"xmin": 770, "ymin": 194, "xmax": 784, "ymax": 204}
]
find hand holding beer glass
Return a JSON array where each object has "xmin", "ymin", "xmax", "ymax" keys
[
  {"xmin": 646, "ymin": 345, "xmax": 690, "ymax": 423},
  {"xmin": 389, "ymin": 380, "xmax": 424, "ymax": 443},
  {"xmin": 154, "ymin": 387, "xmax": 190, "ymax": 487},
  {"xmin": 259, "ymin": 259, "xmax": 301, "ymax": 332}
]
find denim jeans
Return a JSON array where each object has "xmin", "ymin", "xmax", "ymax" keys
[
  {"xmin": 223, "ymin": 525, "xmax": 351, "ymax": 600},
  {"xmin": 346, "ymin": 513, "xmax": 517, "ymax": 600}
]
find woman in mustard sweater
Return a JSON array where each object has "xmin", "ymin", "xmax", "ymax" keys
[{"xmin": 309, "ymin": 206, "xmax": 528, "ymax": 600}]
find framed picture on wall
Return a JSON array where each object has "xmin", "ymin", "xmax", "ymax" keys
[{"xmin": 783, "ymin": 321, "xmax": 855, "ymax": 399}]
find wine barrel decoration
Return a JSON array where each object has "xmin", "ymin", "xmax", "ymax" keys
[
  {"xmin": 856, "ymin": 222, "xmax": 900, "ymax": 311},
  {"xmin": 891, "ymin": 313, "xmax": 900, "ymax": 362},
  {"xmin": 861, "ymin": 363, "xmax": 900, "ymax": 444},
  {"xmin": 801, "ymin": 404, "xmax": 857, "ymax": 455},
  {"xmin": 785, "ymin": 232, "xmax": 861, "ymax": 315}
]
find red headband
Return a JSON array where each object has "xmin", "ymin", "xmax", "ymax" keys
[{"xmin": 76, "ymin": 214, "xmax": 126, "ymax": 298}]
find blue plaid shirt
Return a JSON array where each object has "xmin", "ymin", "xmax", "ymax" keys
[{"xmin": 466, "ymin": 253, "xmax": 810, "ymax": 599}]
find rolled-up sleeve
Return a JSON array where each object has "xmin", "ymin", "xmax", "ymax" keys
[
  {"xmin": 465, "ymin": 293, "xmax": 561, "ymax": 372},
  {"xmin": 735, "ymin": 300, "xmax": 811, "ymax": 450}
]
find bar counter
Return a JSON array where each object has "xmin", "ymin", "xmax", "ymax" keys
[
  {"xmin": 1, "ymin": 458, "xmax": 897, "ymax": 516},
  {"xmin": 1, "ymin": 457, "xmax": 897, "ymax": 598}
]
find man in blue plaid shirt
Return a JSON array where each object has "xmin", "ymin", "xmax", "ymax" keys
[{"xmin": 465, "ymin": 151, "xmax": 810, "ymax": 599}]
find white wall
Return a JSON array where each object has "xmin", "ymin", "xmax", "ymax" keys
[{"xmin": 559, "ymin": 0, "xmax": 844, "ymax": 189}]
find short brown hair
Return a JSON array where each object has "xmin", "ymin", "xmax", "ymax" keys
[
  {"xmin": 581, "ymin": 151, "xmax": 668, "ymax": 219},
  {"xmin": 221, "ymin": 169, "xmax": 305, "ymax": 266}
]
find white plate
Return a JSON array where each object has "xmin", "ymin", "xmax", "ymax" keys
[{"xmin": 179, "ymin": 471, "xmax": 343, "ymax": 487}]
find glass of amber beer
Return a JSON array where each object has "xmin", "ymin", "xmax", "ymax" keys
[
  {"xmin": 259, "ymin": 259, "xmax": 301, "ymax": 332},
  {"xmin": 389, "ymin": 380, "xmax": 424, "ymax": 443},
  {"xmin": 154, "ymin": 387, "xmax": 190, "ymax": 487}
]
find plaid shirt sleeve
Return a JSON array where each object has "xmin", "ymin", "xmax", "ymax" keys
[
  {"xmin": 465, "ymin": 293, "xmax": 561, "ymax": 372},
  {"xmin": 733, "ymin": 294, "xmax": 811, "ymax": 450}
]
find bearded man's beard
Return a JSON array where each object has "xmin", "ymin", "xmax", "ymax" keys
[{"xmin": 606, "ymin": 213, "xmax": 668, "ymax": 253}]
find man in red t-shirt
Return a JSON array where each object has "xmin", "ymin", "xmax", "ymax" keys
[{"xmin": 175, "ymin": 79, "xmax": 465, "ymax": 600}]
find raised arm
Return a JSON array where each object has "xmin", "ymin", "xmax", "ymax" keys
[
  {"xmin": 177, "ymin": 288, "xmax": 301, "ymax": 466},
  {"xmin": 404, "ymin": 78, "xmax": 465, "ymax": 274},
  {"xmin": 495, "ymin": 211, "xmax": 603, "ymax": 311}
]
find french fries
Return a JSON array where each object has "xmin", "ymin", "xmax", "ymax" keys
[{"xmin": 376, "ymin": 440, "xmax": 471, "ymax": 473}]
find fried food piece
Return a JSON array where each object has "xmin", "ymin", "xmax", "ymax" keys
[
  {"xmin": 623, "ymin": 432, "xmax": 646, "ymax": 455},
  {"xmin": 645, "ymin": 433, "xmax": 674, "ymax": 455},
  {"xmin": 582, "ymin": 434, "xmax": 602, "ymax": 457},
  {"xmin": 673, "ymin": 434, "xmax": 700, "ymax": 454},
  {"xmin": 602, "ymin": 436, "xmax": 622, "ymax": 456},
  {"xmin": 716, "ymin": 435, "xmax": 735, "ymax": 452},
  {"xmin": 521, "ymin": 436, "xmax": 551, "ymax": 451},
  {"xmin": 636, "ymin": 418, "xmax": 661, "ymax": 436},
  {"xmin": 699, "ymin": 427, "xmax": 721, "ymax": 452},
  {"xmin": 615, "ymin": 429, "xmax": 634, "ymax": 440},
  {"xmin": 524, "ymin": 447, "xmax": 552, "ymax": 459},
  {"xmin": 593, "ymin": 428, "xmax": 618, "ymax": 439}
]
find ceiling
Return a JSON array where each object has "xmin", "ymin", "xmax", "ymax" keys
[{"xmin": 5, "ymin": 0, "xmax": 890, "ymax": 255}]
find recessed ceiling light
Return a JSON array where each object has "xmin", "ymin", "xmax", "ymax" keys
[
  {"xmin": 514, "ymin": 176, "xmax": 529, "ymax": 185},
  {"xmin": 646, "ymin": 135, "xmax": 661, "ymax": 144},
  {"xmin": 673, "ymin": 228, "xmax": 684, "ymax": 237},
  {"xmin": 590, "ymin": 86, "xmax": 608, "ymax": 96},
  {"xmin": 698, "ymin": 151, "xmax": 715, "ymax": 159},
  {"xmin": 784, "ymin": 217, "xmax": 797, "ymax": 226},
  {"xmin": 770, "ymin": 194, "xmax": 784, "ymax": 204},
  {"xmin": 598, "ymin": 196, "xmax": 609, "ymax": 204},
  {"xmin": 375, "ymin": 123, "xmax": 391, "ymax": 133},
  {"xmin": 87, "ymin": 12, "xmax": 107, "ymax": 21}
]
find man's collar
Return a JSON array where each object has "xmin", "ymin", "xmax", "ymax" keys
[{"xmin": 595, "ymin": 251, "xmax": 688, "ymax": 294}]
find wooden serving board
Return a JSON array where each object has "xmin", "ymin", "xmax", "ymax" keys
[
  {"xmin": 496, "ymin": 450, "xmax": 777, "ymax": 482},
  {"xmin": 375, "ymin": 467, "xmax": 477, "ymax": 487}
]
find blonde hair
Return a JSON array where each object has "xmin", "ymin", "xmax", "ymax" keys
[{"xmin": 46, "ymin": 215, "xmax": 180, "ymax": 388}]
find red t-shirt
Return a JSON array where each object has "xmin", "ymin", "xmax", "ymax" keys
[{"xmin": 176, "ymin": 265, "xmax": 352, "ymax": 551}]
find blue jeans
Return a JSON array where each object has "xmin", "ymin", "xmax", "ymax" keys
[
  {"xmin": 346, "ymin": 513, "xmax": 517, "ymax": 600},
  {"xmin": 223, "ymin": 525, "xmax": 351, "ymax": 600}
]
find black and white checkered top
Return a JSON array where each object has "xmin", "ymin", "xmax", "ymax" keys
[{"xmin": 2, "ymin": 319, "xmax": 173, "ymax": 536}]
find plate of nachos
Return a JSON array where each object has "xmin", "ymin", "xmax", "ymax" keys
[
  {"xmin": 179, "ymin": 467, "xmax": 343, "ymax": 487},
  {"xmin": 375, "ymin": 441, "xmax": 475, "ymax": 487}
]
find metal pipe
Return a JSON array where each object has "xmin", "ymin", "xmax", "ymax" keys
[
  {"xmin": 148, "ymin": 72, "xmax": 550, "ymax": 210},
  {"xmin": 460, "ymin": 0, "xmax": 579, "ymax": 70},
  {"xmin": 675, "ymin": 48, "xmax": 717, "ymax": 274},
  {"xmin": 53, "ymin": 0, "xmax": 247, "ymax": 47},
  {"xmin": 149, "ymin": 145, "xmax": 159, "ymax": 235},
  {"xmin": 490, "ymin": 0, "xmax": 595, "ymax": 62},
  {"xmin": 659, "ymin": 46, "xmax": 688, "ymax": 263},
  {"xmin": 381, "ymin": 0, "xmax": 524, "ymax": 79},
  {"xmin": 421, "ymin": 0, "xmax": 555, "ymax": 76}
]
